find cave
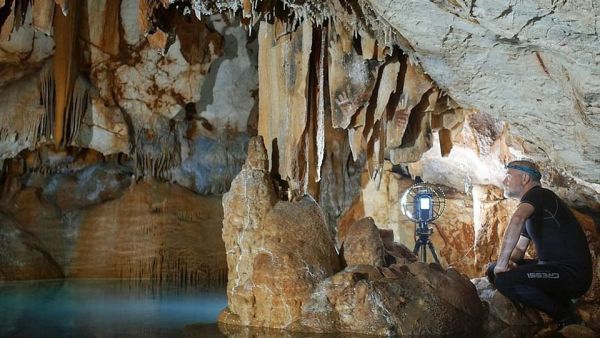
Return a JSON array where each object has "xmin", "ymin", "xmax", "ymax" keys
[{"xmin": 0, "ymin": 0, "xmax": 598, "ymax": 337}]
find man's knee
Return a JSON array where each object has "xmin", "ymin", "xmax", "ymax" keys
[{"xmin": 486, "ymin": 262, "xmax": 497, "ymax": 284}]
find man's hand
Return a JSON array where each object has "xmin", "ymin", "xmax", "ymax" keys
[{"xmin": 494, "ymin": 261, "xmax": 517, "ymax": 276}]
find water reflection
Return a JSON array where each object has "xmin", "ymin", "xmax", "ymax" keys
[
  {"xmin": 0, "ymin": 280, "xmax": 227, "ymax": 338},
  {"xmin": 184, "ymin": 323, "xmax": 540, "ymax": 338},
  {"xmin": 0, "ymin": 280, "xmax": 545, "ymax": 338}
]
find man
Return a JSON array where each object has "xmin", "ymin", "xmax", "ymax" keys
[{"xmin": 487, "ymin": 160, "xmax": 592, "ymax": 328}]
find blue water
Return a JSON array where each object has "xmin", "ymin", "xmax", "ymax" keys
[{"xmin": 0, "ymin": 280, "xmax": 227, "ymax": 338}]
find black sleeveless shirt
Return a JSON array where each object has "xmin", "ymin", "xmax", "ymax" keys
[{"xmin": 520, "ymin": 186, "xmax": 592, "ymax": 269}]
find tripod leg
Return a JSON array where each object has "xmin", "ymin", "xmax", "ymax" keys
[
  {"xmin": 413, "ymin": 240, "xmax": 420, "ymax": 255},
  {"xmin": 413, "ymin": 239, "xmax": 427, "ymax": 262},
  {"xmin": 427, "ymin": 241, "xmax": 441, "ymax": 265}
]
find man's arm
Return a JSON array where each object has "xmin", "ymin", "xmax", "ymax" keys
[
  {"xmin": 509, "ymin": 236, "xmax": 530, "ymax": 262},
  {"xmin": 495, "ymin": 203, "xmax": 534, "ymax": 275}
]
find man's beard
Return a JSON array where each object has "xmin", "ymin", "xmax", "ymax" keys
[{"xmin": 503, "ymin": 186, "xmax": 522, "ymax": 199}]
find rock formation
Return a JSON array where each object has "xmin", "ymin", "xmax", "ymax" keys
[
  {"xmin": 341, "ymin": 217, "xmax": 385, "ymax": 267},
  {"xmin": 0, "ymin": 0, "xmax": 598, "ymax": 335},
  {"xmin": 220, "ymin": 136, "xmax": 340, "ymax": 328},
  {"xmin": 220, "ymin": 136, "xmax": 485, "ymax": 336},
  {"xmin": 472, "ymin": 277, "xmax": 543, "ymax": 336},
  {"xmin": 0, "ymin": 212, "xmax": 64, "ymax": 280},
  {"xmin": 0, "ymin": 161, "xmax": 227, "ymax": 287}
]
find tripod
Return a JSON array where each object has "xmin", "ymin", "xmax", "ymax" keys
[{"xmin": 412, "ymin": 221, "xmax": 441, "ymax": 264}]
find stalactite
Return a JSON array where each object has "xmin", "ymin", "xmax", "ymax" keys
[
  {"xmin": 315, "ymin": 22, "xmax": 327, "ymax": 182},
  {"xmin": 328, "ymin": 21, "xmax": 380, "ymax": 130},
  {"xmin": 38, "ymin": 58, "xmax": 89, "ymax": 146},
  {"xmin": 98, "ymin": 0, "xmax": 120, "ymax": 56},
  {"xmin": 38, "ymin": 60, "xmax": 55, "ymax": 141},
  {"xmin": 120, "ymin": 253, "xmax": 226, "ymax": 288},
  {"xmin": 0, "ymin": 0, "xmax": 15, "ymax": 41},
  {"xmin": 134, "ymin": 125, "xmax": 181, "ymax": 181},
  {"xmin": 0, "ymin": 75, "xmax": 45, "ymax": 151},
  {"xmin": 53, "ymin": 0, "xmax": 81, "ymax": 146},
  {"xmin": 249, "ymin": 2, "xmax": 469, "ymax": 198},
  {"xmin": 12, "ymin": 0, "xmax": 28, "ymax": 29},
  {"xmin": 62, "ymin": 76, "xmax": 88, "ymax": 145},
  {"xmin": 137, "ymin": 0, "xmax": 158, "ymax": 37},
  {"xmin": 439, "ymin": 128, "xmax": 453, "ymax": 157},
  {"xmin": 257, "ymin": 19, "xmax": 312, "ymax": 194},
  {"xmin": 31, "ymin": 0, "xmax": 54, "ymax": 34},
  {"xmin": 372, "ymin": 59, "xmax": 400, "ymax": 126}
]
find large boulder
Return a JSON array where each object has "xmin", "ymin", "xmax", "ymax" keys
[
  {"xmin": 342, "ymin": 217, "xmax": 385, "ymax": 267},
  {"xmin": 297, "ymin": 263, "xmax": 484, "ymax": 335},
  {"xmin": 472, "ymin": 277, "xmax": 543, "ymax": 335}
]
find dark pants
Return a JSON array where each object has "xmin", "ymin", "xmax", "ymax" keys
[{"xmin": 486, "ymin": 260, "xmax": 592, "ymax": 320}]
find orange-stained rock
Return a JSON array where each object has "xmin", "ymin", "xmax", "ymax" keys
[
  {"xmin": 221, "ymin": 139, "xmax": 484, "ymax": 335},
  {"xmin": 147, "ymin": 28, "xmax": 169, "ymax": 51},
  {"xmin": 472, "ymin": 184, "xmax": 519, "ymax": 275},
  {"xmin": 297, "ymin": 262, "xmax": 484, "ymax": 335},
  {"xmin": 7, "ymin": 187, "xmax": 70, "ymax": 269},
  {"xmin": 437, "ymin": 191, "xmax": 478, "ymax": 276},
  {"xmin": 577, "ymin": 303, "xmax": 600, "ymax": 332},
  {"xmin": 559, "ymin": 324, "xmax": 598, "ymax": 338},
  {"xmin": 68, "ymin": 178, "xmax": 226, "ymax": 287},
  {"xmin": 0, "ymin": 213, "xmax": 64, "ymax": 281},
  {"xmin": 358, "ymin": 169, "xmax": 478, "ymax": 275},
  {"xmin": 342, "ymin": 217, "xmax": 385, "ymax": 267},
  {"xmin": 2, "ymin": 175, "xmax": 226, "ymax": 287},
  {"xmin": 221, "ymin": 195, "xmax": 338, "ymax": 327},
  {"xmin": 220, "ymin": 136, "xmax": 340, "ymax": 329}
]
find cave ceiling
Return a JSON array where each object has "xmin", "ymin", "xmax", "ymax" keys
[{"xmin": 0, "ymin": 0, "xmax": 598, "ymax": 210}]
